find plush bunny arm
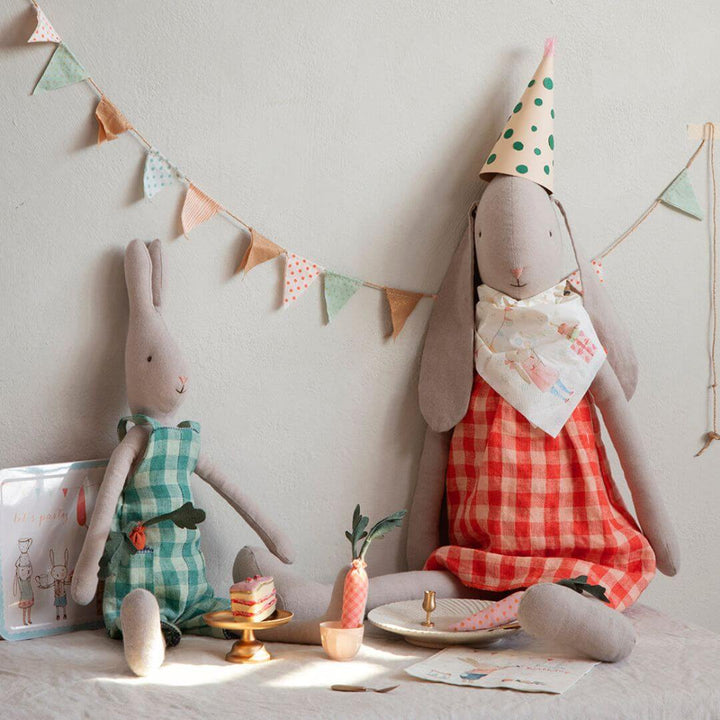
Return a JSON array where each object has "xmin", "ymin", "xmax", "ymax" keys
[
  {"xmin": 406, "ymin": 428, "xmax": 451, "ymax": 570},
  {"xmin": 194, "ymin": 453, "xmax": 295, "ymax": 565},
  {"xmin": 590, "ymin": 363, "xmax": 680, "ymax": 576},
  {"xmin": 71, "ymin": 428, "xmax": 146, "ymax": 605}
]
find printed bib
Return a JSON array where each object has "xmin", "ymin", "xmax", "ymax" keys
[{"xmin": 474, "ymin": 282, "xmax": 606, "ymax": 436}]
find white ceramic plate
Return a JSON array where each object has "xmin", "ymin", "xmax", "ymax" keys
[{"xmin": 367, "ymin": 598, "xmax": 520, "ymax": 648}]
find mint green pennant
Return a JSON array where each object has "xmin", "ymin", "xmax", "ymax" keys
[
  {"xmin": 324, "ymin": 272, "xmax": 363, "ymax": 322},
  {"xmin": 33, "ymin": 43, "xmax": 89, "ymax": 95},
  {"xmin": 660, "ymin": 168, "xmax": 703, "ymax": 220}
]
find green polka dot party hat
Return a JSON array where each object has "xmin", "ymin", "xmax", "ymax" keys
[{"xmin": 479, "ymin": 37, "xmax": 556, "ymax": 192}]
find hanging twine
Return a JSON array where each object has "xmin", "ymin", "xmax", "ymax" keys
[{"xmin": 696, "ymin": 122, "xmax": 719, "ymax": 456}]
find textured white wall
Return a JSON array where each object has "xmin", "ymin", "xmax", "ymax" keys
[{"xmin": 2, "ymin": 1, "xmax": 719, "ymax": 631}]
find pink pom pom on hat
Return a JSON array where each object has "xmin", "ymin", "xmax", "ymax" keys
[{"xmin": 479, "ymin": 37, "xmax": 556, "ymax": 193}]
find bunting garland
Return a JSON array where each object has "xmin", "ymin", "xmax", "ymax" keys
[{"xmin": 17, "ymin": 3, "xmax": 717, "ymax": 361}]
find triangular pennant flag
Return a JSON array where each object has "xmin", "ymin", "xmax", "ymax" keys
[
  {"xmin": 27, "ymin": 7, "xmax": 61, "ymax": 44},
  {"xmin": 33, "ymin": 43, "xmax": 88, "ymax": 94},
  {"xmin": 323, "ymin": 271, "xmax": 363, "ymax": 322},
  {"xmin": 144, "ymin": 149, "xmax": 176, "ymax": 199},
  {"xmin": 237, "ymin": 228, "xmax": 284, "ymax": 274},
  {"xmin": 283, "ymin": 253, "xmax": 324, "ymax": 306},
  {"xmin": 95, "ymin": 96, "xmax": 132, "ymax": 145},
  {"xmin": 385, "ymin": 288, "xmax": 423, "ymax": 339},
  {"xmin": 567, "ymin": 259, "xmax": 604, "ymax": 293},
  {"xmin": 660, "ymin": 169, "xmax": 704, "ymax": 219},
  {"xmin": 181, "ymin": 184, "xmax": 221, "ymax": 235}
]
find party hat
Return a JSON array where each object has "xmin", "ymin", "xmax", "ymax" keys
[{"xmin": 479, "ymin": 38, "xmax": 556, "ymax": 192}]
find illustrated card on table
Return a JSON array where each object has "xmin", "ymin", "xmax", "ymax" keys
[
  {"xmin": 405, "ymin": 646, "xmax": 598, "ymax": 694},
  {"xmin": 0, "ymin": 460, "xmax": 107, "ymax": 640}
]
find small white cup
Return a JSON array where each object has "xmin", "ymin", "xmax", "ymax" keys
[{"xmin": 319, "ymin": 621, "xmax": 364, "ymax": 661}]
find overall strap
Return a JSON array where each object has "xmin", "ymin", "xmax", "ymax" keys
[{"xmin": 117, "ymin": 414, "xmax": 163, "ymax": 441}]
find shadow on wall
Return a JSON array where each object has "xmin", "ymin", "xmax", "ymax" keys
[{"xmin": 61, "ymin": 246, "xmax": 129, "ymax": 461}]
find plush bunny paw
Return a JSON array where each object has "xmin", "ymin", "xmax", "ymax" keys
[{"xmin": 120, "ymin": 588, "xmax": 165, "ymax": 676}]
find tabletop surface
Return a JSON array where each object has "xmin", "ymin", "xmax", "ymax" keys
[{"xmin": 1, "ymin": 604, "xmax": 719, "ymax": 720}]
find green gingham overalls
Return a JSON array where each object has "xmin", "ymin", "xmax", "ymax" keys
[{"xmin": 102, "ymin": 414, "xmax": 226, "ymax": 643}]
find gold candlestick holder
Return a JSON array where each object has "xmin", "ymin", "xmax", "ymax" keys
[{"xmin": 421, "ymin": 590, "xmax": 436, "ymax": 627}]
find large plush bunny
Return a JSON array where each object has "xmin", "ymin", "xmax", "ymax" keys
[
  {"xmin": 71, "ymin": 239, "xmax": 294, "ymax": 676},
  {"xmin": 234, "ymin": 42, "xmax": 679, "ymax": 663}
]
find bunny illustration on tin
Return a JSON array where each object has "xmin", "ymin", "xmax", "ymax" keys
[
  {"xmin": 36, "ymin": 548, "xmax": 72, "ymax": 621},
  {"xmin": 71, "ymin": 239, "xmax": 294, "ymax": 676},
  {"xmin": 232, "ymin": 39, "xmax": 678, "ymax": 663}
]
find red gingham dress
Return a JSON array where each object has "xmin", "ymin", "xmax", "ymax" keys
[{"xmin": 425, "ymin": 375, "xmax": 656, "ymax": 611}]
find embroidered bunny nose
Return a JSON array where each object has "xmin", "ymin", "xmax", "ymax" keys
[
  {"xmin": 511, "ymin": 267, "xmax": 525, "ymax": 279},
  {"xmin": 179, "ymin": 376, "xmax": 188, "ymax": 385}
]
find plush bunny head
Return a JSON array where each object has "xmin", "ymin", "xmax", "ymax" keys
[
  {"xmin": 475, "ymin": 175, "xmax": 564, "ymax": 299},
  {"xmin": 124, "ymin": 239, "xmax": 189, "ymax": 422},
  {"xmin": 49, "ymin": 548, "xmax": 69, "ymax": 581},
  {"xmin": 418, "ymin": 174, "xmax": 638, "ymax": 433}
]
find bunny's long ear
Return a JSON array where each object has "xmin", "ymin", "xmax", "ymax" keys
[
  {"xmin": 147, "ymin": 239, "xmax": 164, "ymax": 309},
  {"xmin": 124, "ymin": 239, "xmax": 154, "ymax": 314},
  {"xmin": 419, "ymin": 204, "xmax": 478, "ymax": 432},
  {"xmin": 64, "ymin": 548, "xmax": 69, "ymax": 567},
  {"xmin": 552, "ymin": 197, "xmax": 639, "ymax": 399},
  {"xmin": 49, "ymin": 548, "xmax": 54, "ymax": 566}
]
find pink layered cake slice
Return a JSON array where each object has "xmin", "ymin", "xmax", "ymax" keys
[{"xmin": 230, "ymin": 575, "xmax": 277, "ymax": 622}]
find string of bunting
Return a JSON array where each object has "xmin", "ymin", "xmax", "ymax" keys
[{"xmin": 20, "ymin": 3, "xmax": 719, "ymax": 450}]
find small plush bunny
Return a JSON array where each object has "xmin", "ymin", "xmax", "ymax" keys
[
  {"xmin": 37, "ymin": 548, "xmax": 72, "ymax": 620},
  {"xmin": 233, "ymin": 42, "xmax": 679, "ymax": 662},
  {"xmin": 71, "ymin": 239, "xmax": 294, "ymax": 676}
]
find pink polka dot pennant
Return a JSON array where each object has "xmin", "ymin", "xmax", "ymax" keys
[
  {"xmin": 283, "ymin": 253, "xmax": 323, "ymax": 307},
  {"xmin": 28, "ymin": 7, "xmax": 62, "ymax": 44},
  {"xmin": 567, "ymin": 260, "xmax": 604, "ymax": 294}
]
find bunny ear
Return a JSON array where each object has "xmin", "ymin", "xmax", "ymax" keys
[
  {"xmin": 64, "ymin": 548, "xmax": 69, "ymax": 567},
  {"xmin": 49, "ymin": 549, "xmax": 54, "ymax": 566},
  {"xmin": 147, "ymin": 239, "xmax": 164, "ymax": 309},
  {"xmin": 552, "ymin": 197, "xmax": 639, "ymax": 399},
  {"xmin": 124, "ymin": 239, "xmax": 154, "ymax": 314},
  {"xmin": 418, "ymin": 204, "xmax": 478, "ymax": 432}
]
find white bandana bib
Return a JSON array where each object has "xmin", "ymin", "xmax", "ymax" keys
[{"xmin": 474, "ymin": 282, "xmax": 606, "ymax": 437}]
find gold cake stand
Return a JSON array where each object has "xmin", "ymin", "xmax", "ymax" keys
[{"xmin": 203, "ymin": 609, "xmax": 293, "ymax": 664}]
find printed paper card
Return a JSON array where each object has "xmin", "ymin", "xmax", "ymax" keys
[
  {"xmin": 405, "ymin": 646, "xmax": 598, "ymax": 694},
  {"xmin": 0, "ymin": 460, "xmax": 107, "ymax": 640}
]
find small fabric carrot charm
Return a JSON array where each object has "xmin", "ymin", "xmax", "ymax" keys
[
  {"xmin": 450, "ymin": 591, "xmax": 524, "ymax": 631},
  {"xmin": 126, "ymin": 501, "xmax": 206, "ymax": 552},
  {"xmin": 340, "ymin": 504, "xmax": 406, "ymax": 629}
]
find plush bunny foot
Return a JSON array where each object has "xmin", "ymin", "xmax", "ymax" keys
[
  {"xmin": 120, "ymin": 588, "xmax": 165, "ymax": 676},
  {"xmin": 517, "ymin": 583, "xmax": 636, "ymax": 662},
  {"xmin": 234, "ymin": 546, "xmax": 346, "ymax": 644}
]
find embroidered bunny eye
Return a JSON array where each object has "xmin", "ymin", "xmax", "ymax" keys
[
  {"xmin": 549, "ymin": 230, "xmax": 553, "ymax": 237},
  {"xmin": 147, "ymin": 356, "xmax": 152, "ymax": 362}
]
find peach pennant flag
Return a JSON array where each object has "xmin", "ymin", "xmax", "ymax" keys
[
  {"xmin": 181, "ymin": 184, "xmax": 221, "ymax": 235},
  {"xmin": 28, "ymin": 7, "xmax": 61, "ymax": 43},
  {"xmin": 385, "ymin": 288, "xmax": 424, "ymax": 339},
  {"xmin": 95, "ymin": 96, "xmax": 132, "ymax": 145},
  {"xmin": 237, "ymin": 228, "xmax": 284, "ymax": 274},
  {"xmin": 282, "ymin": 253, "xmax": 324, "ymax": 307}
]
